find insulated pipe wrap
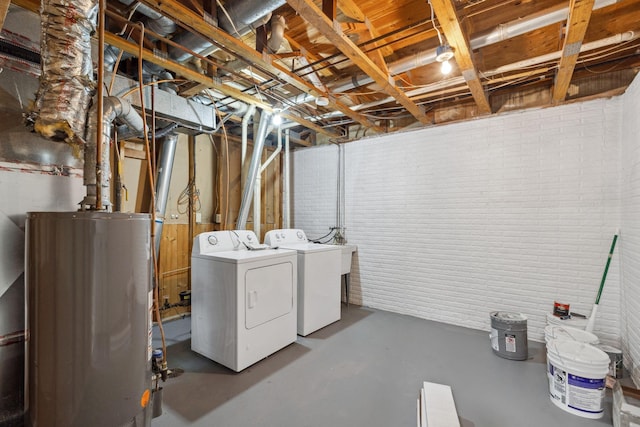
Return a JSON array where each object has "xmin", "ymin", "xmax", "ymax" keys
[{"xmin": 30, "ymin": 0, "xmax": 97, "ymax": 142}]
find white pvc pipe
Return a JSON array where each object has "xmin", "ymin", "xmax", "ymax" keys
[
  {"xmin": 254, "ymin": 126, "xmax": 283, "ymax": 237},
  {"xmin": 267, "ymin": 15, "xmax": 286, "ymax": 53},
  {"xmin": 241, "ymin": 105, "xmax": 256, "ymax": 169},
  {"xmin": 283, "ymin": 129, "xmax": 290, "ymax": 228}
]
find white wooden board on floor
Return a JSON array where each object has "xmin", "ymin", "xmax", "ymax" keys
[{"xmin": 418, "ymin": 382, "xmax": 461, "ymax": 427}]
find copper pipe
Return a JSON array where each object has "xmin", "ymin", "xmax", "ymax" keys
[{"xmin": 96, "ymin": 0, "xmax": 106, "ymax": 211}]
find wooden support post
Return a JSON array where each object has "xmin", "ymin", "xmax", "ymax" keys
[{"xmin": 322, "ymin": 0, "xmax": 336, "ymax": 20}]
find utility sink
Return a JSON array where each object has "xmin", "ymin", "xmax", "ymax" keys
[{"xmin": 335, "ymin": 244, "xmax": 357, "ymax": 275}]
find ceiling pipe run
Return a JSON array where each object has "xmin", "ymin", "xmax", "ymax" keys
[
  {"xmin": 167, "ymin": 0, "xmax": 286, "ymax": 63},
  {"xmin": 82, "ymin": 96, "xmax": 147, "ymax": 210},
  {"xmin": 105, "ymin": 0, "xmax": 177, "ymax": 71},
  {"xmin": 312, "ymin": 31, "xmax": 637, "ymax": 122},
  {"xmin": 222, "ymin": 14, "xmax": 286, "ymax": 74},
  {"xmin": 288, "ymin": 0, "xmax": 621, "ymax": 106}
]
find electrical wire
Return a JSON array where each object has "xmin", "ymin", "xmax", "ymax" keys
[
  {"xmin": 136, "ymin": 21, "xmax": 167, "ymax": 371},
  {"xmin": 215, "ymin": 0, "xmax": 242, "ymax": 38},
  {"xmin": 308, "ymin": 228, "xmax": 337, "ymax": 243},
  {"xmin": 427, "ymin": 0, "xmax": 443, "ymax": 45},
  {"xmin": 202, "ymin": 91, "xmax": 230, "ymax": 229}
]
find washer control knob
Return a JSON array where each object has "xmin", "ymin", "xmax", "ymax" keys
[
  {"xmin": 296, "ymin": 231, "xmax": 304, "ymax": 240},
  {"xmin": 207, "ymin": 235, "xmax": 218, "ymax": 245}
]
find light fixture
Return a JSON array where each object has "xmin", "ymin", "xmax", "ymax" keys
[
  {"xmin": 272, "ymin": 111, "xmax": 282, "ymax": 126},
  {"xmin": 440, "ymin": 60, "xmax": 452, "ymax": 75},
  {"xmin": 315, "ymin": 96, "xmax": 329, "ymax": 107},
  {"xmin": 435, "ymin": 44, "xmax": 454, "ymax": 75}
]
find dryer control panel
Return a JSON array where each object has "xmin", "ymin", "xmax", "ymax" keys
[
  {"xmin": 193, "ymin": 230, "xmax": 271, "ymax": 255},
  {"xmin": 264, "ymin": 229, "xmax": 309, "ymax": 246},
  {"xmin": 193, "ymin": 231, "xmax": 240, "ymax": 255}
]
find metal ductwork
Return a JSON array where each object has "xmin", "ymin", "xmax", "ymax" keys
[
  {"xmin": 222, "ymin": 14, "xmax": 286, "ymax": 74},
  {"xmin": 82, "ymin": 96, "xmax": 147, "ymax": 210},
  {"xmin": 237, "ymin": 110, "xmax": 271, "ymax": 229},
  {"xmin": 29, "ymin": 0, "xmax": 97, "ymax": 142},
  {"xmin": 154, "ymin": 133, "xmax": 178, "ymax": 256},
  {"xmin": 105, "ymin": 1, "xmax": 177, "ymax": 72},
  {"xmin": 167, "ymin": 0, "xmax": 286, "ymax": 63}
]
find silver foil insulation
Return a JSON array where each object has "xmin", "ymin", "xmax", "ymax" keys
[{"xmin": 30, "ymin": 0, "xmax": 97, "ymax": 142}]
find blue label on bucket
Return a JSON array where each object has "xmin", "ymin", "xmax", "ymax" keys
[
  {"xmin": 568, "ymin": 405, "xmax": 603, "ymax": 414},
  {"xmin": 567, "ymin": 374, "xmax": 605, "ymax": 390}
]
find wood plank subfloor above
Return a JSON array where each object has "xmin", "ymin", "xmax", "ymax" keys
[{"xmin": 152, "ymin": 306, "xmax": 612, "ymax": 427}]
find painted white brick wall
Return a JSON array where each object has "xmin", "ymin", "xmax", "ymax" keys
[
  {"xmin": 293, "ymin": 99, "xmax": 622, "ymax": 344},
  {"xmin": 621, "ymin": 75, "xmax": 640, "ymax": 386},
  {"xmin": 292, "ymin": 144, "xmax": 340, "ymax": 240}
]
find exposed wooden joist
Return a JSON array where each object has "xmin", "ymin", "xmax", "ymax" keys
[
  {"xmin": 104, "ymin": 33, "xmax": 338, "ymax": 137},
  {"xmin": 552, "ymin": 0, "xmax": 596, "ymax": 103},
  {"xmin": 364, "ymin": 18, "xmax": 389, "ymax": 74},
  {"xmin": 429, "ymin": 0, "xmax": 492, "ymax": 114},
  {"xmin": 284, "ymin": 34, "xmax": 334, "ymax": 78},
  {"xmin": 137, "ymin": 0, "xmax": 382, "ymax": 132},
  {"xmin": 287, "ymin": 0, "xmax": 431, "ymax": 125},
  {"xmin": 0, "ymin": 0, "xmax": 10, "ymax": 29},
  {"xmin": 338, "ymin": 0, "xmax": 393, "ymax": 57}
]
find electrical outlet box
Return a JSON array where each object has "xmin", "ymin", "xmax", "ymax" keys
[
  {"xmin": 195, "ymin": 212, "xmax": 202, "ymax": 223},
  {"xmin": 215, "ymin": 213, "xmax": 221, "ymax": 223}
]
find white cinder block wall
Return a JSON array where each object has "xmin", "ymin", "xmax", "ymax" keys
[
  {"xmin": 293, "ymin": 98, "xmax": 623, "ymax": 346},
  {"xmin": 621, "ymin": 76, "xmax": 640, "ymax": 386}
]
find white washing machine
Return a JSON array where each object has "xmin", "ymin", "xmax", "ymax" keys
[
  {"xmin": 191, "ymin": 230, "xmax": 297, "ymax": 372},
  {"xmin": 264, "ymin": 229, "xmax": 341, "ymax": 336}
]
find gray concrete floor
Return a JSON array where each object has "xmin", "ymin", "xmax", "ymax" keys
[{"xmin": 152, "ymin": 306, "xmax": 613, "ymax": 427}]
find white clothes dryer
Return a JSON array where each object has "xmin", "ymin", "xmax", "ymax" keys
[
  {"xmin": 191, "ymin": 230, "xmax": 297, "ymax": 371},
  {"xmin": 264, "ymin": 229, "xmax": 341, "ymax": 336}
]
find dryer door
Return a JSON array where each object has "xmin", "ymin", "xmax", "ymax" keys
[{"xmin": 245, "ymin": 262, "xmax": 294, "ymax": 329}]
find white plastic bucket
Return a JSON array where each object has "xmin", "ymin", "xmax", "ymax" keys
[
  {"xmin": 544, "ymin": 325, "xmax": 599, "ymax": 346},
  {"xmin": 547, "ymin": 339, "xmax": 610, "ymax": 419},
  {"xmin": 546, "ymin": 313, "xmax": 588, "ymax": 330}
]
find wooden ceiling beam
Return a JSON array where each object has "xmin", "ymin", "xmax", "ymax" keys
[
  {"xmin": 105, "ymin": 33, "xmax": 338, "ymax": 137},
  {"xmin": 137, "ymin": 0, "xmax": 382, "ymax": 132},
  {"xmin": 287, "ymin": 0, "xmax": 431, "ymax": 125},
  {"xmin": 338, "ymin": 0, "xmax": 394, "ymax": 57},
  {"xmin": 429, "ymin": 0, "xmax": 492, "ymax": 114},
  {"xmin": 552, "ymin": 0, "xmax": 596, "ymax": 103},
  {"xmin": 0, "ymin": 0, "xmax": 10, "ymax": 29},
  {"xmin": 284, "ymin": 34, "xmax": 334, "ymax": 78}
]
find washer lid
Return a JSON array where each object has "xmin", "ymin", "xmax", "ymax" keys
[
  {"xmin": 275, "ymin": 242, "xmax": 342, "ymax": 254},
  {"xmin": 192, "ymin": 248, "xmax": 297, "ymax": 264}
]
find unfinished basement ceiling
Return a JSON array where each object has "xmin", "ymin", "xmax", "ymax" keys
[{"xmin": 5, "ymin": 0, "xmax": 640, "ymax": 142}]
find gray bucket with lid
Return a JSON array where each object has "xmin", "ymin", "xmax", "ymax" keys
[{"xmin": 490, "ymin": 311, "xmax": 528, "ymax": 361}]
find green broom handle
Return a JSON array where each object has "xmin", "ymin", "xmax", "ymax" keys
[{"xmin": 595, "ymin": 234, "xmax": 618, "ymax": 305}]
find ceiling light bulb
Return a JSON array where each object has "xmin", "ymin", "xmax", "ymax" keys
[
  {"xmin": 272, "ymin": 113, "xmax": 282, "ymax": 126},
  {"xmin": 441, "ymin": 60, "xmax": 452, "ymax": 75}
]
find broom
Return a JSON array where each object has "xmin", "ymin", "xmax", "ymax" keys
[{"xmin": 585, "ymin": 231, "xmax": 619, "ymax": 333}]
